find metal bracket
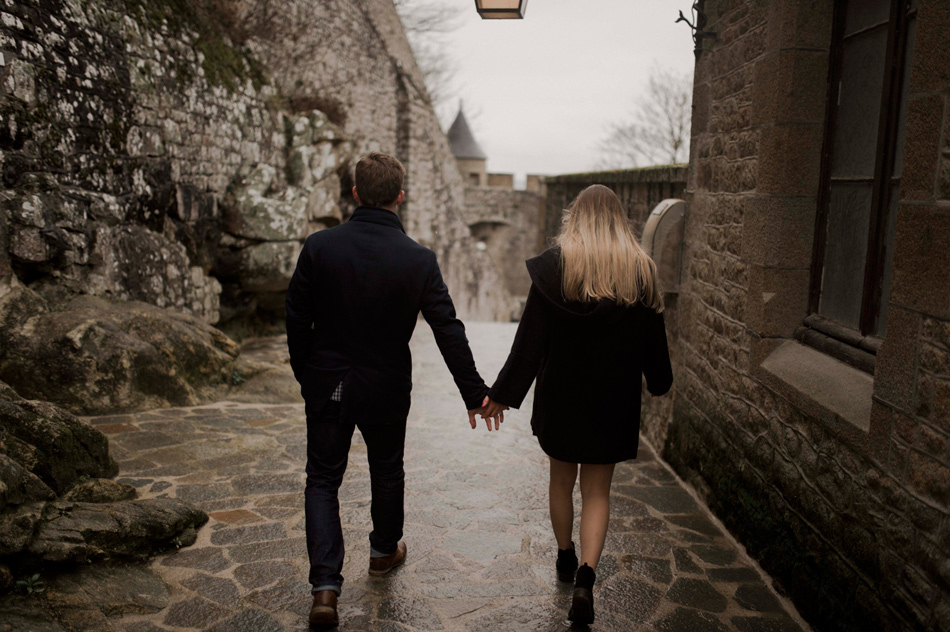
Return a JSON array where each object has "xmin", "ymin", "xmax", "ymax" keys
[{"xmin": 676, "ymin": 1, "xmax": 716, "ymax": 60}]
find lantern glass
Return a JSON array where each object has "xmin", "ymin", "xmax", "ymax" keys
[{"xmin": 475, "ymin": 0, "xmax": 527, "ymax": 19}]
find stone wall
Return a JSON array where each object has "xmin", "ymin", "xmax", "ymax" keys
[
  {"xmin": 460, "ymin": 186, "xmax": 543, "ymax": 307},
  {"xmin": 0, "ymin": 0, "xmax": 511, "ymax": 335},
  {"xmin": 542, "ymin": 166, "xmax": 687, "ymax": 246},
  {"xmin": 647, "ymin": 1, "xmax": 950, "ymax": 631}
]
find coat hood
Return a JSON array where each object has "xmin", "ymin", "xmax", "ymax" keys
[{"xmin": 526, "ymin": 247, "xmax": 629, "ymax": 321}]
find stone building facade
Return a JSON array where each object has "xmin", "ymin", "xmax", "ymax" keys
[
  {"xmin": 642, "ymin": 1, "xmax": 950, "ymax": 631},
  {"xmin": 447, "ymin": 106, "xmax": 543, "ymax": 310},
  {"xmin": 460, "ymin": 186, "xmax": 543, "ymax": 305},
  {"xmin": 0, "ymin": 0, "xmax": 513, "ymax": 335}
]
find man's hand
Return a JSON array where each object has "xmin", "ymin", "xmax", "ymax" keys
[
  {"xmin": 480, "ymin": 398, "xmax": 509, "ymax": 432},
  {"xmin": 468, "ymin": 396, "xmax": 489, "ymax": 430}
]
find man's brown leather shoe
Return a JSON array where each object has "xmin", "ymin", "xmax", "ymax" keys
[
  {"xmin": 368, "ymin": 541, "xmax": 407, "ymax": 576},
  {"xmin": 309, "ymin": 590, "xmax": 338, "ymax": 627}
]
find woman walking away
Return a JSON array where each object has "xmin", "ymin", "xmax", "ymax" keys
[{"xmin": 484, "ymin": 184, "xmax": 673, "ymax": 625}]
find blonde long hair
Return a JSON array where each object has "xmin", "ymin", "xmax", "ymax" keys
[{"xmin": 555, "ymin": 184, "xmax": 663, "ymax": 311}]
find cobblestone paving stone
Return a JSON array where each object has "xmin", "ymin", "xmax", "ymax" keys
[{"xmin": 86, "ymin": 323, "xmax": 809, "ymax": 631}]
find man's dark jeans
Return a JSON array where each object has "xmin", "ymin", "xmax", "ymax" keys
[{"xmin": 305, "ymin": 400, "xmax": 406, "ymax": 593}]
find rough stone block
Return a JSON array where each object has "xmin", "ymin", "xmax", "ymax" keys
[
  {"xmin": 239, "ymin": 241, "xmax": 300, "ymax": 293},
  {"xmin": 745, "ymin": 266, "xmax": 809, "ymax": 337},
  {"xmin": 756, "ymin": 123, "xmax": 823, "ymax": 196},
  {"xmin": 306, "ymin": 174, "xmax": 342, "ymax": 230},
  {"xmin": 934, "ymin": 379, "xmax": 950, "ymax": 434},
  {"xmin": 906, "ymin": 449, "xmax": 950, "ymax": 506},
  {"xmin": 909, "ymin": 0, "xmax": 950, "ymax": 95},
  {"xmin": 2, "ymin": 58, "xmax": 36, "ymax": 104},
  {"xmin": 765, "ymin": 0, "xmax": 834, "ymax": 50},
  {"xmin": 917, "ymin": 423, "xmax": 948, "ymax": 459},
  {"xmin": 740, "ymin": 195, "xmax": 816, "ymax": 268},
  {"xmin": 889, "ymin": 204, "xmax": 950, "ymax": 318},
  {"xmin": 920, "ymin": 342, "xmax": 950, "ymax": 376},
  {"xmin": 752, "ymin": 49, "xmax": 829, "ymax": 126},
  {"xmin": 874, "ymin": 306, "xmax": 922, "ymax": 413},
  {"xmin": 692, "ymin": 81, "xmax": 711, "ymax": 136},
  {"xmin": 901, "ymin": 95, "xmax": 944, "ymax": 201}
]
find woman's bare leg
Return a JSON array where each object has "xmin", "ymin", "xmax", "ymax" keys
[
  {"xmin": 578, "ymin": 463, "xmax": 616, "ymax": 570},
  {"xmin": 549, "ymin": 457, "xmax": 579, "ymax": 549}
]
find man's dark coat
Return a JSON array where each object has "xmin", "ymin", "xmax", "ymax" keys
[{"xmin": 286, "ymin": 206, "xmax": 488, "ymax": 424}]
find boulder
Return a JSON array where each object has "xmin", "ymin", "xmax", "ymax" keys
[
  {"xmin": 227, "ymin": 354, "xmax": 301, "ymax": 405},
  {"xmin": 0, "ymin": 287, "xmax": 239, "ymax": 415},
  {"xmin": 239, "ymin": 241, "xmax": 301, "ymax": 293},
  {"xmin": 0, "ymin": 454, "xmax": 55, "ymax": 513},
  {"xmin": 62, "ymin": 479, "xmax": 136, "ymax": 504},
  {"xmin": 0, "ymin": 382, "xmax": 208, "ymax": 574},
  {"xmin": 48, "ymin": 563, "xmax": 169, "ymax": 616},
  {"xmin": 0, "ymin": 381, "xmax": 116, "ymax": 494},
  {"xmin": 0, "ymin": 595, "xmax": 66, "ymax": 632},
  {"xmin": 307, "ymin": 174, "xmax": 343, "ymax": 232},
  {"xmin": 0, "ymin": 502, "xmax": 44, "ymax": 557},
  {"xmin": 225, "ymin": 165, "xmax": 309, "ymax": 241},
  {"xmin": 28, "ymin": 499, "xmax": 207, "ymax": 563}
]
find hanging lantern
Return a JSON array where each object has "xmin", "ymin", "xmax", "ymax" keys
[{"xmin": 474, "ymin": 0, "xmax": 527, "ymax": 20}]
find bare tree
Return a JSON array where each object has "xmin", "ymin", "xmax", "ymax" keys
[
  {"xmin": 597, "ymin": 65, "xmax": 693, "ymax": 169},
  {"xmin": 394, "ymin": 0, "xmax": 464, "ymax": 126}
]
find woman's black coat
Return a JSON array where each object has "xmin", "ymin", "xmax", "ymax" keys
[{"xmin": 488, "ymin": 248, "xmax": 673, "ymax": 464}]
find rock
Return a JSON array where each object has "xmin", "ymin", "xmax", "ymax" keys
[
  {"xmin": 307, "ymin": 174, "xmax": 342, "ymax": 231},
  {"xmin": 28, "ymin": 498, "xmax": 208, "ymax": 563},
  {"xmin": 0, "ymin": 502, "xmax": 44, "ymax": 556},
  {"xmin": 0, "ymin": 595, "xmax": 67, "ymax": 632},
  {"xmin": 88, "ymin": 225, "xmax": 222, "ymax": 324},
  {"xmin": 0, "ymin": 287, "xmax": 239, "ymax": 415},
  {"xmin": 286, "ymin": 114, "xmax": 314, "ymax": 148},
  {"xmin": 63, "ymin": 479, "xmax": 136, "ymax": 504},
  {"xmin": 227, "ymin": 367, "xmax": 302, "ymax": 405},
  {"xmin": 0, "ymin": 381, "xmax": 116, "ymax": 493},
  {"xmin": 226, "ymin": 165, "xmax": 309, "ymax": 241},
  {"xmin": 0, "ymin": 454, "xmax": 55, "ymax": 512},
  {"xmin": 239, "ymin": 241, "xmax": 301, "ymax": 293},
  {"xmin": 310, "ymin": 109, "xmax": 344, "ymax": 143},
  {"xmin": 0, "ymin": 564, "xmax": 12, "ymax": 593},
  {"xmin": 226, "ymin": 354, "xmax": 301, "ymax": 405},
  {"xmin": 48, "ymin": 563, "xmax": 169, "ymax": 616},
  {"xmin": 2, "ymin": 187, "xmax": 221, "ymax": 324}
]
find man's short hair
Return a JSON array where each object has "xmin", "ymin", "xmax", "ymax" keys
[{"xmin": 355, "ymin": 152, "xmax": 406, "ymax": 208}]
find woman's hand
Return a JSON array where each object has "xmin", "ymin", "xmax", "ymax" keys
[
  {"xmin": 468, "ymin": 396, "xmax": 489, "ymax": 429},
  {"xmin": 480, "ymin": 398, "xmax": 509, "ymax": 431}
]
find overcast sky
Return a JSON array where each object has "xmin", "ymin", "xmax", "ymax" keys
[{"xmin": 404, "ymin": 0, "xmax": 697, "ymax": 183}]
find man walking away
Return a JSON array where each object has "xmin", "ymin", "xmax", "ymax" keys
[{"xmin": 285, "ymin": 152, "xmax": 489, "ymax": 628}]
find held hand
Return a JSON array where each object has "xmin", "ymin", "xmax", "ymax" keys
[
  {"xmin": 468, "ymin": 396, "xmax": 489, "ymax": 429},
  {"xmin": 480, "ymin": 398, "xmax": 509, "ymax": 432}
]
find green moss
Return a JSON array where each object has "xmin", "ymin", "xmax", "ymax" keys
[
  {"xmin": 195, "ymin": 34, "xmax": 265, "ymax": 92},
  {"xmin": 120, "ymin": 0, "xmax": 268, "ymax": 93}
]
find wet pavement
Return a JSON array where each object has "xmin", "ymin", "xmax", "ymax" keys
[{"xmin": 87, "ymin": 322, "xmax": 808, "ymax": 631}]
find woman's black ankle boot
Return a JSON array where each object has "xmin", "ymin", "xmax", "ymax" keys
[
  {"xmin": 568, "ymin": 563, "xmax": 596, "ymax": 624},
  {"xmin": 556, "ymin": 542, "xmax": 578, "ymax": 582}
]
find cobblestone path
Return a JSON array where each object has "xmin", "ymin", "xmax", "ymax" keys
[{"xmin": 89, "ymin": 323, "xmax": 808, "ymax": 632}]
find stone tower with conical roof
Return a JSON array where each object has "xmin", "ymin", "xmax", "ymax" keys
[{"xmin": 447, "ymin": 105, "xmax": 488, "ymax": 187}]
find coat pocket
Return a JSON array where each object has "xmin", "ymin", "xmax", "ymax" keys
[{"xmin": 301, "ymin": 364, "xmax": 350, "ymax": 421}]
